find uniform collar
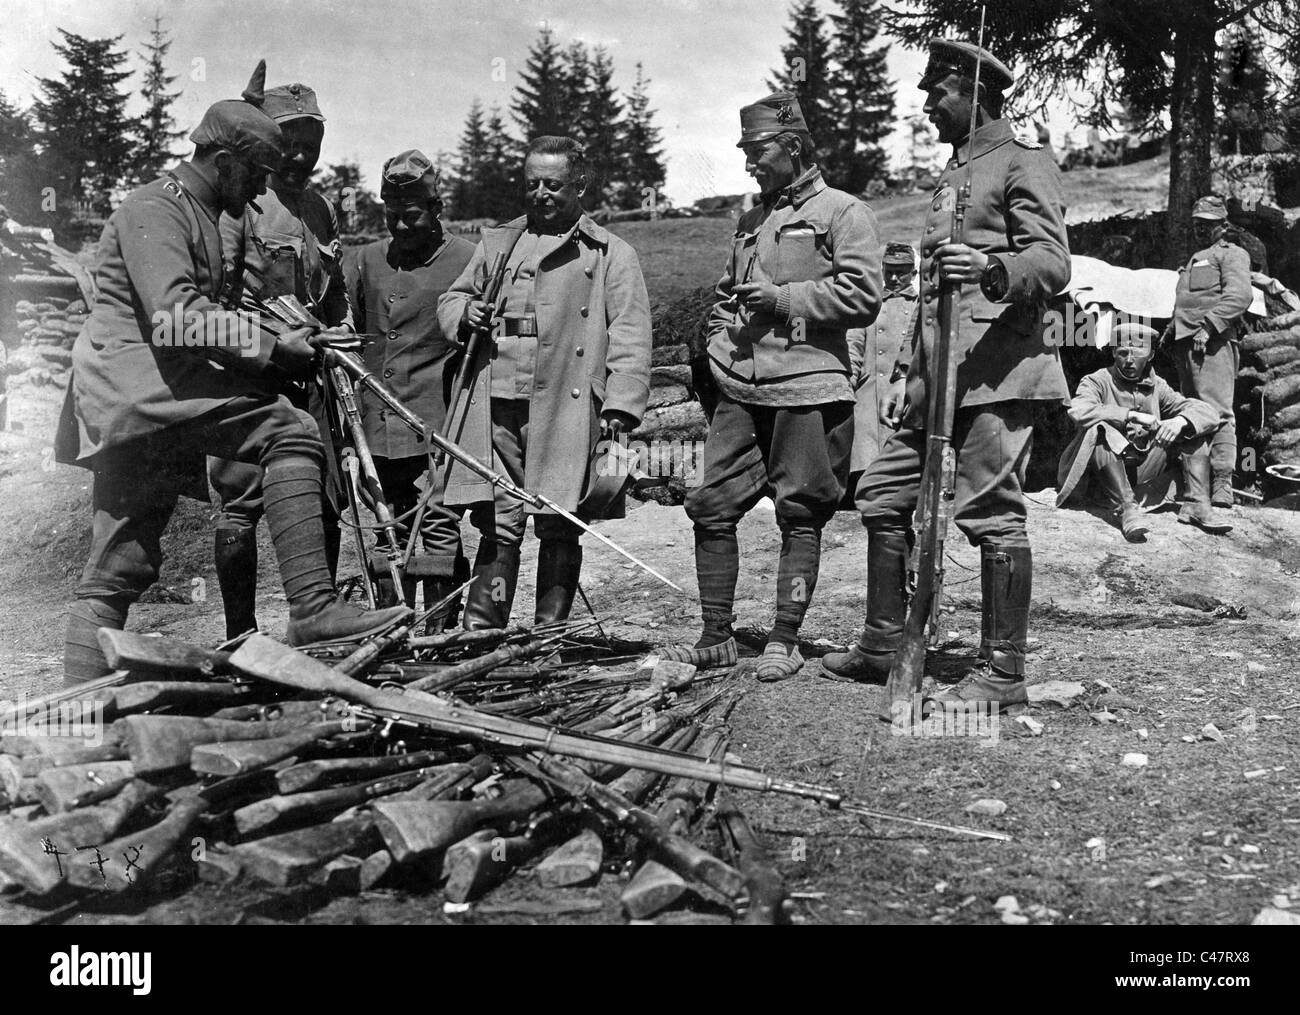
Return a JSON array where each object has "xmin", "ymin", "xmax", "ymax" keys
[
  {"xmin": 886, "ymin": 283, "xmax": 917, "ymax": 301},
  {"xmin": 766, "ymin": 165, "xmax": 825, "ymax": 210},
  {"xmin": 1109, "ymin": 364, "xmax": 1156, "ymax": 392},
  {"xmin": 504, "ymin": 212, "xmax": 610, "ymax": 249},
  {"xmin": 949, "ymin": 118, "xmax": 1015, "ymax": 169},
  {"xmin": 172, "ymin": 161, "xmax": 222, "ymax": 220}
]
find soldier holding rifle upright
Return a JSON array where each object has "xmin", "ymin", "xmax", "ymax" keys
[
  {"xmin": 437, "ymin": 136, "xmax": 652, "ymax": 630},
  {"xmin": 661, "ymin": 91, "xmax": 882, "ymax": 682},
  {"xmin": 820, "ymin": 40, "xmax": 1071, "ymax": 711},
  {"xmin": 56, "ymin": 92, "xmax": 408, "ymax": 686}
]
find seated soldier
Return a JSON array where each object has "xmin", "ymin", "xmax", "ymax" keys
[{"xmin": 1056, "ymin": 322, "xmax": 1228, "ymax": 540}]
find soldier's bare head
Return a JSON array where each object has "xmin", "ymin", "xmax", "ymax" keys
[{"xmin": 524, "ymin": 136, "xmax": 588, "ymax": 232}]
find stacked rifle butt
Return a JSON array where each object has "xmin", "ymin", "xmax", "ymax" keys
[{"xmin": 0, "ymin": 622, "xmax": 788, "ymax": 924}]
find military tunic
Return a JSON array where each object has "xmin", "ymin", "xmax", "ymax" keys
[
  {"xmin": 857, "ymin": 118, "xmax": 1071, "ymax": 547},
  {"xmin": 1170, "ymin": 238, "xmax": 1252, "ymax": 480},
  {"xmin": 847, "ymin": 286, "xmax": 915, "ymax": 474}
]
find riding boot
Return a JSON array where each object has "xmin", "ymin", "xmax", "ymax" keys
[
  {"xmin": 534, "ymin": 540, "xmax": 583, "ymax": 626},
  {"xmin": 932, "ymin": 544, "xmax": 1031, "ymax": 710},
  {"xmin": 462, "ymin": 541, "xmax": 521, "ymax": 630},
  {"xmin": 262, "ymin": 454, "xmax": 409, "ymax": 645},
  {"xmin": 1178, "ymin": 449, "xmax": 1232, "ymax": 534},
  {"xmin": 819, "ymin": 528, "xmax": 909, "ymax": 683},
  {"xmin": 214, "ymin": 525, "xmax": 260, "ymax": 638},
  {"xmin": 1091, "ymin": 450, "xmax": 1148, "ymax": 542}
]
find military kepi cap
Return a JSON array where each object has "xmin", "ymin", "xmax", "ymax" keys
[
  {"xmin": 380, "ymin": 149, "xmax": 442, "ymax": 202},
  {"xmin": 919, "ymin": 39, "xmax": 1015, "ymax": 92},
  {"xmin": 737, "ymin": 91, "xmax": 811, "ymax": 147},
  {"xmin": 1192, "ymin": 195, "xmax": 1228, "ymax": 220},
  {"xmin": 884, "ymin": 243, "xmax": 917, "ymax": 268},
  {"xmin": 189, "ymin": 99, "xmax": 283, "ymax": 174},
  {"xmin": 241, "ymin": 59, "xmax": 325, "ymax": 122}
]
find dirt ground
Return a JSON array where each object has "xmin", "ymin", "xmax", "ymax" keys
[{"xmin": 2, "ymin": 370, "xmax": 1299, "ymax": 925}]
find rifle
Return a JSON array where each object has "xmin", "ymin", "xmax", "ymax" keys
[{"xmin": 882, "ymin": 10, "xmax": 987, "ymax": 723}]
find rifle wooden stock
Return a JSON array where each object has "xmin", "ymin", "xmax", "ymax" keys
[
  {"xmin": 441, "ymin": 806, "xmax": 579, "ymax": 903},
  {"xmin": 0, "ymin": 745, "xmax": 125, "ymax": 799},
  {"xmin": 275, "ymin": 749, "xmax": 455, "ymax": 795},
  {"xmin": 535, "ymin": 827, "xmax": 603, "ymax": 888},
  {"xmin": 716, "ymin": 795, "xmax": 787, "ymax": 925},
  {"xmin": 0, "ymin": 672, "xmax": 130, "ymax": 729},
  {"xmin": 189, "ymin": 719, "xmax": 362, "ymax": 777},
  {"xmin": 34, "ymin": 760, "xmax": 135, "ymax": 814},
  {"xmin": 121, "ymin": 713, "xmax": 322, "ymax": 775},
  {"xmin": 405, "ymin": 636, "xmax": 563, "ymax": 693},
  {"xmin": 229, "ymin": 634, "xmax": 844, "ymax": 807},
  {"xmin": 234, "ymin": 765, "xmax": 443, "ymax": 838},
  {"xmin": 2, "ymin": 725, "xmax": 125, "ymax": 759},
  {"xmin": 97, "ymin": 629, "xmax": 232, "ymax": 678},
  {"xmin": 0, "ymin": 779, "xmax": 161, "ymax": 894},
  {"xmin": 105, "ymin": 681, "xmax": 247, "ymax": 716},
  {"xmin": 372, "ymin": 778, "xmax": 553, "ymax": 865},
  {"xmin": 232, "ymin": 814, "xmax": 380, "ymax": 887}
]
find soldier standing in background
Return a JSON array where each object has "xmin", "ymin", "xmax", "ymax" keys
[
  {"xmin": 56, "ymin": 95, "xmax": 407, "ymax": 686},
  {"xmin": 207, "ymin": 61, "xmax": 353, "ymax": 639},
  {"xmin": 437, "ymin": 136, "xmax": 652, "ymax": 630},
  {"xmin": 821, "ymin": 40, "xmax": 1071, "ymax": 712},
  {"xmin": 1164, "ymin": 194, "xmax": 1252, "ymax": 520},
  {"xmin": 347, "ymin": 150, "xmax": 475, "ymax": 628},
  {"xmin": 661, "ymin": 92, "xmax": 882, "ymax": 682},
  {"xmin": 846, "ymin": 242, "xmax": 918, "ymax": 499}
]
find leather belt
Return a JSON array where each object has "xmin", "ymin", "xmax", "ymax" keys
[{"xmin": 500, "ymin": 313, "xmax": 538, "ymax": 337}]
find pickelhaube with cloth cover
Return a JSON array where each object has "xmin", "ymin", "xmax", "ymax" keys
[
  {"xmin": 736, "ymin": 90, "xmax": 812, "ymax": 147},
  {"xmin": 379, "ymin": 149, "xmax": 443, "ymax": 203}
]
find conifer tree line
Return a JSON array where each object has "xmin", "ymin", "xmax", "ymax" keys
[
  {"xmin": 0, "ymin": 19, "xmax": 182, "ymax": 230},
  {"xmin": 449, "ymin": 26, "xmax": 667, "ymax": 219}
]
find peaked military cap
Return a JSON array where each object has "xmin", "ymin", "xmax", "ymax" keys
[
  {"xmin": 1191, "ymin": 195, "xmax": 1228, "ymax": 220},
  {"xmin": 380, "ymin": 149, "xmax": 442, "ymax": 202},
  {"xmin": 1112, "ymin": 321, "xmax": 1158, "ymax": 351},
  {"xmin": 241, "ymin": 59, "xmax": 325, "ymax": 122},
  {"xmin": 737, "ymin": 90, "xmax": 812, "ymax": 147},
  {"xmin": 189, "ymin": 99, "xmax": 283, "ymax": 173},
  {"xmin": 919, "ymin": 38, "xmax": 1015, "ymax": 92},
  {"xmin": 883, "ymin": 242, "xmax": 917, "ymax": 268}
]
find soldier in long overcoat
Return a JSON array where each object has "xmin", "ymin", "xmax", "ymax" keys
[{"xmin": 437, "ymin": 135, "xmax": 652, "ymax": 628}]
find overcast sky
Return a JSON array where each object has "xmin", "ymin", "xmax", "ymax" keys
[{"xmin": 1, "ymin": 0, "xmax": 999, "ymax": 205}]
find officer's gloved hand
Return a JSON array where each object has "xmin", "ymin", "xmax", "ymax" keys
[
  {"xmin": 600, "ymin": 411, "xmax": 637, "ymax": 439},
  {"xmin": 269, "ymin": 326, "xmax": 320, "ymax": 380}
]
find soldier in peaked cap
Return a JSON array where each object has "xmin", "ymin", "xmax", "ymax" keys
[
  {"xmin": 821, "ymin": 38, "xmax": 1071, "ymax": 713},
  {"xmin": 206, "ymin": 61, "xmax": 356, "ymax": 640},
  {"xmin": 845, "ymin": 242, "xmax": 918, "ymax": 498},
  {"xmin": 345, "ymin": 150, "xmax": 476, "ymax": 629},
  {"xmin": 55, "ymin": 92, "xmax": 408, "ymax": 686},
  {"xmin": 1163, "ymin": 194, "xmax": 1251, "ymax": 519},
  {"xmin": 659, "ymin": 90, "xmax": 883, "ymax": 682}
]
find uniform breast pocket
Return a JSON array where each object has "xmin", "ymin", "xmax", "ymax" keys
[
  {"xmin": 1188, "ymin": 263, "xmax": 1218, "ymax": 291},
  {"xmin": 775, "ymin": 222, "xmax": 827, "ymax": 284},
  {"xmin": 249, "ymin": 229, "xmax": 305, "ymax": 296},
  {"xmin": 731, "ymin": 231, "xmax": 759, "ymax": 283}
]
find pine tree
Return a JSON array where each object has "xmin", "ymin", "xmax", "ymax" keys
[
  {"xmin": 449, "ymin": 99, "xmax": 490, "ymax": 219},
  {"xmin": 826, "ymin": 0, "xmax": 894, "ymax": 193},
  {"xmin": 1217, "ymin": 24, "xmax": 1277, "ymax": 156},
  {"xmin": 768, "ymin": 1, "xmax": 835, "ymax": 178},
  {"xmin": 315, "ymin": 161, "xmax": 385, "ymax": 237},
  {"xmin": 32, "ymin": 30, "xmax": 137, "ymax": 217},
  {"xmin": 511, "ymin": 26, "xmax": 569, "ymax": 141},
  {"xmin": 562, "ymin": 41, "xmax": 592, "ymax": 130},
  {"xmin": 480, "ymin": 107, "xmax": 520, "ymax": 222},
  {"xmin": 616, "ymin": 63, "xmax": 666, "ymax": 212},
  {"xmin": 132, "ymin": 14, "xmax": 184, "ymax": 184},
  {"xmin": 578, "ymin": 46, "xmax": 623, "ymax": 210},
  {"xmin": 0, "ymin": 91, "xmax": 43, "ymax": 221}
]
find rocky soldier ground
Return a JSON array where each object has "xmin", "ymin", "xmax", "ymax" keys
[{"xmin": 2, "ymin": 181, "xmax": 1299, "ymax": 924}]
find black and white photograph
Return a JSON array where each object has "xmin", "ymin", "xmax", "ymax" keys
[{"xmin": 0, "ymin": 0, "xmax": 1296, "ymax": 968}]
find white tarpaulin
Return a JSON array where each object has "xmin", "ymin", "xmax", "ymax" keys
[{"xmin": 1063, "ymin": 254, "xmax": 1267, "ymax": 320}]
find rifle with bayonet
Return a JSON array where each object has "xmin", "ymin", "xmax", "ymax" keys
[{"xmin": 881, "ymin": 10, "xmax": 987, "ymax": 724}]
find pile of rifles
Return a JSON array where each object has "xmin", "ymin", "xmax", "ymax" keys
[{"xmin": 0, "ymin": 613, "xmax": 808, "ymax": 925}]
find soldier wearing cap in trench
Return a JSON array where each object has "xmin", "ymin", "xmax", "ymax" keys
[
  {"xmin": 54, "ymin": 91, "xmax": 408, "ymax": 686},
  {"xmin": 346, "ymin": 150, "xmax": 475, "ymax": 628},
  {"xmin": 846, "ymin": 242, "xmax": 918, "ymax": 498},
  {"xmin": 206, "ymin": 61, "xmax": 354, "ymax": 640},
  {"xmin": 820, "ymin": 39, "xmax": 1071, "ymax": 711},
  {"xmin": 1162, "ymin": 194, "xmax": 1252, "ymax": 518},
  {"xmin": 1056, "ymin": 321, "xmax": 1226, "ymax": 541},
  {"xmin": 437, "ymin": 135, "xmax": 652, "ymax": 630},
  {"xmin": 659, "ymin": 91, "xmax": 883, "ymax": 682}
]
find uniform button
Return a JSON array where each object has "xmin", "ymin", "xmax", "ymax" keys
[
  {"xmin": 571, "ymin": 388, "xmax": 581, "ymax": 398},
  {"xmin": 388, "ymin": 294, "xmax": 397, "ymax": 303},
  {"xmin": 580, "ymin": 306, "xmax": 589, "ymax": 317},
  {"xmin": 575, "ymin": 346, "xmax": 584, "ymax": 357},
  {"xmin": 926, "ymin": 226, "xmax": 935, "ymax": 233},
  {"xmin": 384, "ymin": 368, "xmax": 394, "ymax": 378},
  {"xmin": 584, "ymin": 266, "xmax": 593, "ymax": 278},
  {"xmin": 388, "ymin": 330, "xmax": 398, "ymax": 340}
]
